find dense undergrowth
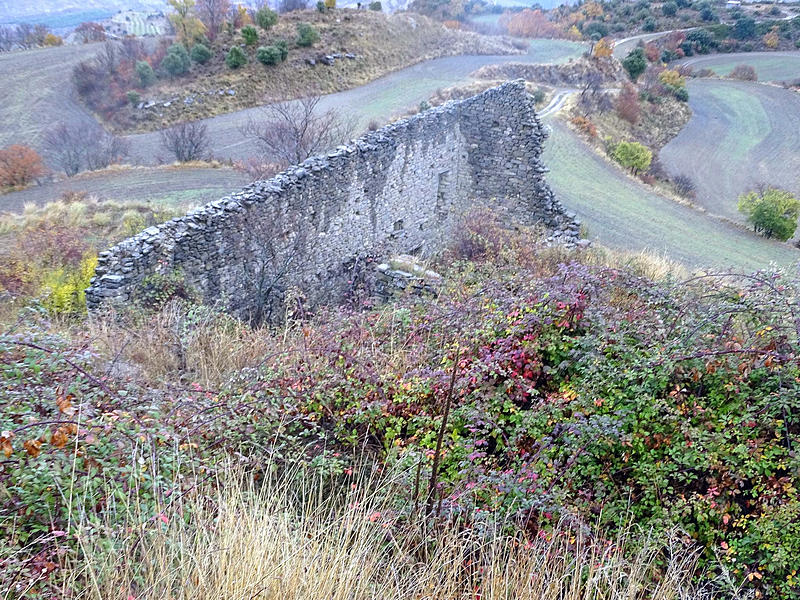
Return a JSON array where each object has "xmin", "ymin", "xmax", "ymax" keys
[{"xmin": 1, "ymin": 209, "xmax": 799, "ymax": 598}]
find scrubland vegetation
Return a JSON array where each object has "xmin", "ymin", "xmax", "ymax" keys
[{"xmin": 1, "ymin": 205, "xmax": 799, "ymax": 598}]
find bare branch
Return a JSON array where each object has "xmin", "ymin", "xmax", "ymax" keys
[{"xmin": 241, "ymin": 96, "xmax": 356, "ymax": 168}]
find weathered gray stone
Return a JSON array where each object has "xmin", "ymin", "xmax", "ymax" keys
[{"xmin": 86, "ymin": 81, "xmax": 575, "ymax": 318}]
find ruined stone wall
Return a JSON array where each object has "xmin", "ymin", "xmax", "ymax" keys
[{"xmin": 86, "ymin": 80, "xmax": 571, "ymax": 318}]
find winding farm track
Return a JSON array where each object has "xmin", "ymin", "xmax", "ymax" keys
[
  {"xmin": 124, "ymin": 40, "xmax": 587, "ymax": 164},
  {"xmin": 660, "ymin": 78, "xmax": 800, "ymax": 222}
]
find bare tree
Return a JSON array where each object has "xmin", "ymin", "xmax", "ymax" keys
[
  {"xmin": 577, "ymin": 72, "xmax": 612, "ymax": 117},
  {"xmin": 241, "ymin": 96, "xmax": 355, "ymax": 167},
  {"xmin": 43, "ymin": 124, "xmax": 130, "ymax": 176},
  {"xmin": 278, "ymin": 0, "xmax": 309, "ymax": 13},
  {"xmin": 0, "ymin": 26, "xmax": 15, "ymax": 51},
  {"xmin": 95, "ymin": 41, "xmax": 119, "ymax": 77},
  {"xmin": 14, "ymin": 24, "xmax": 33, "ymax": 49},
  {"xmin": 159, "ymin": 121, "xmax": 210, "ymax": 162},
  {"xmin": 197, "ymin": 0, "xmax": 231, "ymax": 40},
  {"xmin": 120, "ymin": 37, "xmax": 146, "ymax": 63}
]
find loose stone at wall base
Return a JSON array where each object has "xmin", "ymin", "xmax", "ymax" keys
[{"xmin": 86, "ymin": 80, "xmax": 578, "ymax": 320}]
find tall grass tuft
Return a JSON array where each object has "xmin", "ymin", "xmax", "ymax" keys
[{"xmin": 64, "ymin": 465, "xmax": 705, "ymax": 600}]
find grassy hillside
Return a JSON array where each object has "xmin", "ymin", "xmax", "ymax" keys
[
  {"xmin": 0, "ymin": 42, "xmax": 103, "ymax": 157},
  {"xmin": 679, "ymin": 51, "xmax": 800, "ymax": 82},
  {"xmin": 112, "ymin": 9, "xmax": 523, "ymax": 133},
  {"xmin": 544, "ymin": 119, "xmax": 799, "ymax": 270},
  {"xmin": 660, "ymin": 79, "xmax": 800, "ymax": 223}
]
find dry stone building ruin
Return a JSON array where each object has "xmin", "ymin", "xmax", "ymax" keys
[{"xmin": 86, "ymin": 80, "xmax": 576, "ymax": 319}]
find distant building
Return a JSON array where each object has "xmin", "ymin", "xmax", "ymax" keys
[{"xmin": 726, "ymin": 0, "xmax": 742, "ymax": 6}]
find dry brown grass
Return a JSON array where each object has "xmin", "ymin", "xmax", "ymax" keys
[{"xmin": 64, "ymin": 465, "xmax": 705, "ymax": 600}]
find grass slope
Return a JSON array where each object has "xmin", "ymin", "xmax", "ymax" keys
[
  {"xmin": 660, "ymin": 79, "xmax": 800, "ymax": 222},
  {"xmin": 544, "ymin": 119, "xmax": 798, "ymax": 270},
  {"xmin": 0, "ymin": 42, "xmax": 103, "ymax": 158},
  {"xmin": 679, "ymin": 51, "xmax": 800, "ymax": 82},
  {"xmin": 117, "ymin": 10, "xmax": 523, "ymax": 133},
  {"xmin": 0, "ymin": 166, "xmax": 250, "ymax": 214}
]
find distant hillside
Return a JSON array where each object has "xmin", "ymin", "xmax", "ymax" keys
[
  {"xmin": 0, "ymin": 0, "xmax": 167, "ymax": 33},
  {"xmin": 98, "ymin": 9, "xmax": 524, "ymax": 133}
]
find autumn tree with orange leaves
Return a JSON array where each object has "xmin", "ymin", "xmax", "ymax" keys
[
  {"xmin": 503, "ymin": 9, "xmax": 561, "ymax": 38},
  {"xmin": 0, "ymin": 145, "xmax": 46, "ymax": 188}
]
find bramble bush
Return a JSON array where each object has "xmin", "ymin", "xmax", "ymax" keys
[{"xmin": 2, "ymin": 211, "xmax": 800, "ymax": 597}]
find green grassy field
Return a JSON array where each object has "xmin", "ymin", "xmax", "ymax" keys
[
  {"xmin": 544, "ymin": 120, "xmax": 799, "ymax": 270},
  {"xmin": 660, "ymin": 79, "xmax": 800, "ymax": 223},
  {"xmin": 680, "ymin": 51, "xmax": 800, "ymax": 82}
]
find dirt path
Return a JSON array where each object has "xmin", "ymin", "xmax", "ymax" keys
[
  {"xmin": 660, "ymin": 79, "xmax": 800, "ymax": 223},
  {"xmin": 0, "ymin": 167, "xmax": 250, "ymax": 213},
  {"xmin": 124, "ymin": 40, "xmax": 587, "ymax": 165}
]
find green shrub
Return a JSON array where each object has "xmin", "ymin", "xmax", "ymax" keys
[
  {"xmin": 257, "ymin": 45, "xmax": 282, "ymax": 65},
  {"xmin": 40, "ymin": 254, "xmax": 97, "ymax": 315},
  {"xmin": 241, "ymin": 25, "xmax": 259, "ymax": 45},
  {"xmin": 296, "ymin": 22, "xmax": 320, "ymax": 47},
  {"xmin": 225, "ymin": 46, "xmax": 248, "ymax": 69},
  {"xmin": 256, "ymin": 6, "xmax": 278, "ymax": 29},
  {"xmin": 126, "ymin": 90, "xmax": 141, "ymax": 106},
  {"xmin": 734, "ymin": 16, "xmax": 757, "ymax": 39},
  {"xmin": 275, "ymin": 39, "xmax": 289, "ymax": 60},
  {"xmin": 369, "ymin": 0, "xmax": 382, "ymax": 9},
  {"xmin": 673, "ymin": 86, "xmax": 689, "ymax": 101},
  {"xmin": 190, "ymin": 42, "xmax": 213, "ymax": 64},
  {"xmin": 642, "ymin": 16, "xmax": 657, "ymax": 31},
  {"xmin": 135, "ymin": 60, "xmax": 156, "ymax": 87},
  {"xmin": 622, "ymin": 48, "xmax": 647, "ymax": 80},
  {"xmin": 662, "ymin": 1, "xmax": 678, "ymax": 16},
  {"xmin": 317, "ymin": 0, "xmax": 326, "ymax": 11},
  {"xmin": 582, "ymin": 21, "xmax": 609, "ymax": 39},
  {"xmin": 738, "ymin": 186, "xmax": 800, "ymax": 240},
  {"xmin": 161, "ymin": 43, "xmax": 191, "ymax": 77},
  {"xmin": 612, "ymin": 140, "xmax": 652, "ymax": 173}
]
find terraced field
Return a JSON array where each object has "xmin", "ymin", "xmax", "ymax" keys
[
  {"xmin": 678, "ymin": 51, "xmax": 800, "ymax": 82},
  {"xmin": 660, "ymin": 79, "xmax": 800, "ymax": 222},
  {"xmin": 544, "ymin": 119, "xmax": 798, "ymax": 270}
]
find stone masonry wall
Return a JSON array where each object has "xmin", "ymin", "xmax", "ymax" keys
[{"xmin": 86, "ymin": 80, "xmax": 573, "ymax": 319}]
